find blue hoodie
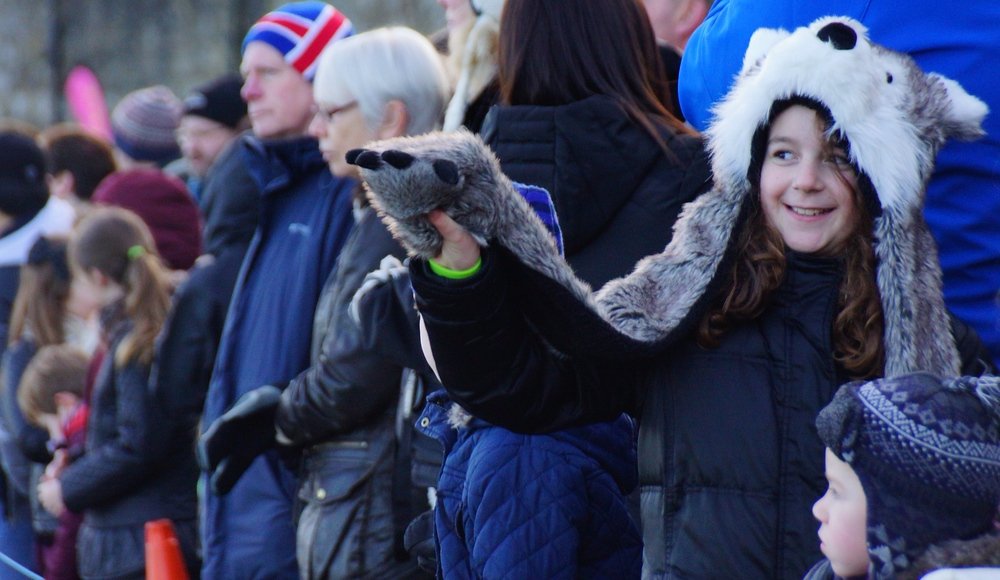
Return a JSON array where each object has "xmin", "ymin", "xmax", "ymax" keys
[{"xmin": 201, "ymin": 134, "xmax": 355, "ymax": 579}]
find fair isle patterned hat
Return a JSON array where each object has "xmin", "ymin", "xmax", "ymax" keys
[
  {"xmin": 817, "ymin": 373, "xmax": 1000, "ymax": 577},
  {"xmin": 242, "ymin": 1, "xmax": 354, "ymax": 81}
]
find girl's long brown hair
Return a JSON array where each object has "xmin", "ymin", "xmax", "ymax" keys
[
  {"xmin": 69, "ymin": 207, "xmax": 171, "ymax": 367},
  {"xmin": 8, "ymin": 237, "xmax": 71, "ymax": 347},
  {"xmin": 697, "ymin": 101, "xmax": 885, "ymax": 379}
]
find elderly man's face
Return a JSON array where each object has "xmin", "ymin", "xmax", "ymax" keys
[{"xmin": 240, "ymin": 42, "xmax": 316, "ymax": 140}]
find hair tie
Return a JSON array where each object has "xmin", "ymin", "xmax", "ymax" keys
[{"xmin": 126, "ymin": 245, "xmax": 147, "ymax": 260}]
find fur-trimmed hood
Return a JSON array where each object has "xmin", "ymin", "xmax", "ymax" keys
[
  {"xmin": 349, "ymin": 16, "xmax": 987, "ymax": 379},
  {"xmin": 899, "ymin": 533, "xmax": 1000, "ymax": 580}
]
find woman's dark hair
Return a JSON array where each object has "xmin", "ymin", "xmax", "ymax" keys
[
  {"xmin": 697, "ymin": 98, "xmax": 885, "ymax": 379},
  {"xmin": 498, "ymin": 0, "xmax": 690, "ymax": 143},
  {"xmin": 38, "ymin": 123, "xmax": 117, "ymax": 201}
]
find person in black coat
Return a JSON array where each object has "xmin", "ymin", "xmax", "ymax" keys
[
  {"xmin": 44, "ymin": 208, "xmax": 199, "ymax": 579},
  {"xmin": 481, "ymin": 0, "xmax": 709, "ymax": 289}
]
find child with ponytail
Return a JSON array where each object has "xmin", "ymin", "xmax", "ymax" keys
[{"xmin": 36, "ymin": 207, "xmax": 199, "ymax": 579}]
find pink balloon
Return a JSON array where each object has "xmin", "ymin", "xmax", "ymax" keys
[{"xmin": 64, "ymin": 66, "xmax": 112, "ymax": 143}]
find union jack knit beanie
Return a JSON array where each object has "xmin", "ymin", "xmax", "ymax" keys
[{"xmin": 242, "ymin": 2, "xmax": 354, "ymax": 81}]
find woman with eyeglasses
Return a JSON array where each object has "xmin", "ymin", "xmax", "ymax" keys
[{"xmin": 200, "ymin": 26, "xmax": 449, "ymax": 579}]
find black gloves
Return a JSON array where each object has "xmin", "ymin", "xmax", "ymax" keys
[{"xmin": 198, "ymin": 385, "xmax": 281, "ymax": 495}]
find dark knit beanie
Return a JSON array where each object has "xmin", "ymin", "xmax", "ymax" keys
[
  {"xmin": 182, "ymin": 74, "xmax": 247, "ymax": 129},
  {"xmin": 0, "ymin": 131, "xmax": 49, "ymax": 217},
  {"xmin": 241, "ymin": 2, "xmax": 354, "ymax": 81},
  {"xmin": 816, "ymin": 373, "xmax": 1000, "ymax": 577},
  {"xmin": 111, "ymin": 86, "xmax": 183, "ymax": 166},
  {"xmin": 92, "ymin": 168, "xmax": 203, "ymax": 270}
]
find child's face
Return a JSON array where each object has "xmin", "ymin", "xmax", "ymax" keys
[
  {"xmin": 759, "ymin": 105, "xmax": 860, "ymax": 256},
  {"xmin": 813, "ymin": 448, "xmax": 869, "ymax": 577},
  {"xmin": 72, "ymin": 267, "xmax": 122, "ymax": 308}
]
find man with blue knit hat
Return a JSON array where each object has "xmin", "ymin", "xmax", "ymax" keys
[{"xmin": 199, "ymin": 2, "xmax": 356, "ymax": 578}]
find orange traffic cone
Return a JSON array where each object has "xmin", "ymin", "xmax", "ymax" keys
[{"xmin": 145, "ymin": 519, "xmax": 189, "ymax": 580}]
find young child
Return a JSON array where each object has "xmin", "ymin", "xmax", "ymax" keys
[
  {"xmin": 349, "ymin": 15, "xmax": 995, "ymax": 578},
  {"xmin": 18, "ymin": 344, "xmax": 89, "ymax": 580},
  {"xmin": 36, "ymin": 207, "xmax": 198, "ymax": 579},
  {"xmin": 809, "ymin": 372, "xmax": 1000, "ymax": 579}
]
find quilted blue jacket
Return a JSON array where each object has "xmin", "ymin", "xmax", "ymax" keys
[{"xmin": 417, "ymin": 390, "xmax": 642, "ymax": 579}]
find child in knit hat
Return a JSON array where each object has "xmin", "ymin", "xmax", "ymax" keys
[
  {"xmin": 809, "ymin": 373, "xmax": 1000, "ymax": 579},
  {"xmin": 109, "ymin": 85, "xmax": 183, "ymax": 168}
]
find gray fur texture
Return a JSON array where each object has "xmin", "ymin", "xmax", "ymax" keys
[
  {"xmin": 897, "ymin": 533, "xmax": 1000, "ymax": 580},
  {"xmin": 353, "ymin": 17, "xmax": 986, "ymax": 378}
]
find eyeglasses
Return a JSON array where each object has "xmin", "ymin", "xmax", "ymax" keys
[{"xmin": 315, "ymin": 101, "xmax": 358, "ymax": 123}]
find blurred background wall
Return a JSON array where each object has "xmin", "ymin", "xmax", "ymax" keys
[{"xmin": 0, "ymin": 0, "xmax": 445, "ymax": 129}]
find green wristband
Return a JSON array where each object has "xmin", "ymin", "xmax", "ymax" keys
[{"xmin": 428, "ymin": 257, "xmax": 483, "ymax": 280}]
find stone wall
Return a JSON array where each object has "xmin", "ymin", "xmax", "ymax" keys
[{"xmin": 0, "ymin": 0, "xmax": 444, "ymax": 129}]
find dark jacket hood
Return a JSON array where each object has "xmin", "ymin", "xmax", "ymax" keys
[{"xmin": 482, "ymin": 95, "xmax": 678, "ymax": 256}]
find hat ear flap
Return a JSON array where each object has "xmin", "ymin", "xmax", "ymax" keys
[
  {"xmin": 930, "ymin": 74, "xmax": 989, "ymax": 141},
  {"xmin": 741, "ymin": 28, "xmax": 790, "ymax": 73}
]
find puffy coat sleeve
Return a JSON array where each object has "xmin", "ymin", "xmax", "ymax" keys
[
  {"xmin": 410, "ymin": 248, "xmax": 639, "ymax": 433},
  {"xmin": 464, "ymin": 439, "xmax": 586, "ymax": 579},
  {"xmin": 275, "ymin": 211, "xmax": 408, "ymax": 446},
  {"xmin": 61, "ymin": 357, "xmax": 161, "ymax": 511}
]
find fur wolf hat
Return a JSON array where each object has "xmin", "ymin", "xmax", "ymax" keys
[
  {"xmin": 816, "ymin": 372, "xmax": 1000, "ymax": 577},
  {"xmin": 349, "ymin": 16, "xmax": 987, "ymax": 376}
]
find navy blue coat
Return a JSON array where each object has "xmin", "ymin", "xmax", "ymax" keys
[
  {"xmin": 201, "ymin": 135, "xmax": 355, "ymax": 579},
  {"xmin": 418, "ymin": 391, "xmax": 642, "ymax": 579}
]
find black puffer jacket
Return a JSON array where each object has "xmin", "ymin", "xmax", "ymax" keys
[
  {"xmin": 410, "ymin": 248, "xmax": 992, "ymax": 579},
  {"xmin": 482, "ymin": 95, "xmax": 710, "ymax": 288}
]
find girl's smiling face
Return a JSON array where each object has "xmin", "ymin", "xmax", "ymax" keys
[{"xmin": 759, "ymin": 105, "xmax": 860, "ymax": 256}]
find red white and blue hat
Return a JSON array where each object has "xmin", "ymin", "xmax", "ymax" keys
[{"xmin": 242, "ymin": 2, "xmax": 354, "ymax": 81}]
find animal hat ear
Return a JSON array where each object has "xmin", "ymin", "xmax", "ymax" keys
[
  {"xmin": 929, "ymin": 74, "xmax": 989, "ymax": 141},
  {"xmin": 740, "ymin": 27, "xmax": 790, "ymax": 73}
]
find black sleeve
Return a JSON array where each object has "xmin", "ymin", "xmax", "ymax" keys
[
  {"xmin": 949, "ymin": 312, "xmax": 996, "ymax": 375},
  {"xmin": 61, "ymin": 359, "xmax": 162, "ymax": 512},
  {"xmin": 355, "ymin": 270, "xmax": 434, "ymax": 374},
  {"xmin": 150, "ymin": 268, "xmax": 221, "ymax": 435},
  {"xmin": 275, "ymin": 214, "xmax": 407, "ymax": 446},
  {"xmin": 410, "ymin": 248, "xmax": 638, "ymax": 434}
]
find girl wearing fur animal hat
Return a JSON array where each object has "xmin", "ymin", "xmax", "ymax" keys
[
  {"xmin": 348, "ymin": 16, "xmax": 996, "ymax": 578},
  {"xmin": 807, "ymin": 372, "xmax": 1000, "ymax": 579}
]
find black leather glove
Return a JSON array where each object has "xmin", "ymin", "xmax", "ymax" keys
[
  {"xmin": 404, "ymin": 509, "xmax": 438, "ymax": 574},
  {"xmin": 198, "ymin": 385, "xmax": 281, "ymax": 495}
]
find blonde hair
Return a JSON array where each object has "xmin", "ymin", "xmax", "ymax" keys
[
  {"xmin": 17, "ymin": 344, "xmax": 89, "ymax": 426},
  {"xmin": 69, "ymin": 207, "xmax": 171, "ymax": 366}
]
